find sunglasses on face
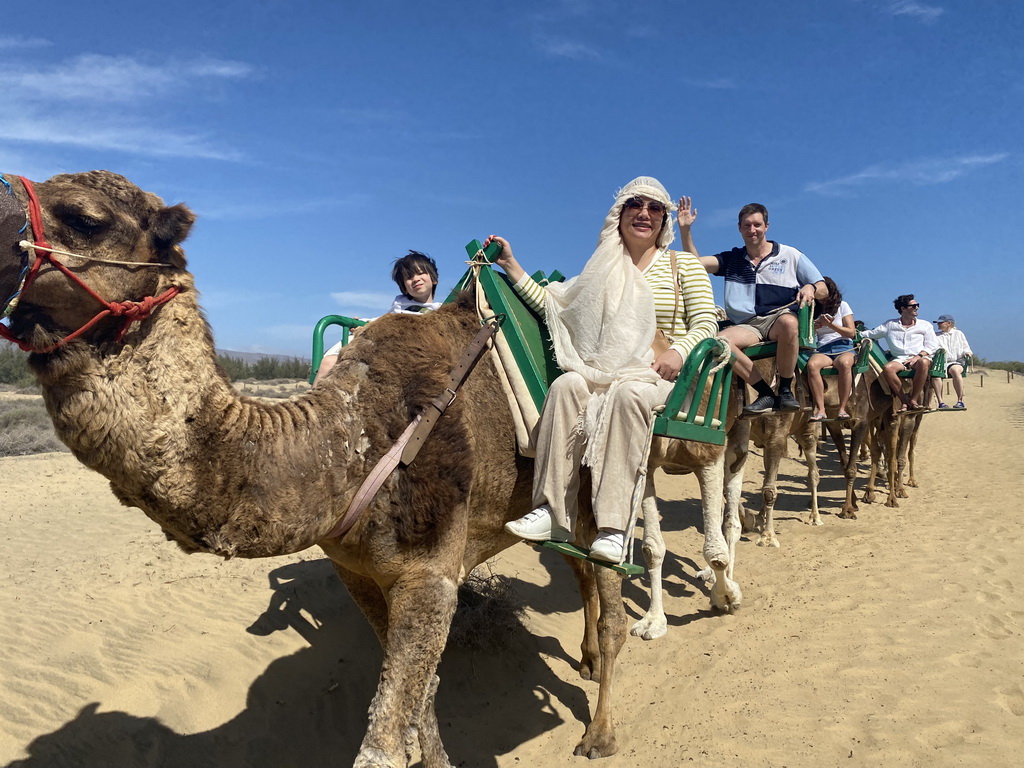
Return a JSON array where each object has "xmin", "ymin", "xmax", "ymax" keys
[
  {"xmin": 623, "ymin": 197, "xmax": 667, "ymax": 215},
  {"xmin": 906, "ymin": 303, "xmax": 920, "ymax": 309}
]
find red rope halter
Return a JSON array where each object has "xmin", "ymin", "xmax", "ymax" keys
[{"xmin": 0, "ymin": 176, "xmax": 180, "ymax": 353}]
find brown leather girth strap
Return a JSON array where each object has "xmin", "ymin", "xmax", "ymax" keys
[{"xmin": 325, "ymin": 314, "xmax": 503, "ymax": 540}]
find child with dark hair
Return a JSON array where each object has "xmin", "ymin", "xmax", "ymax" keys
[
  {"xmin": 314, "ymin": 251, "xmax": 442, "ymax": 384},
  {"xmin": 389, "ymin": 251, "xmax": 441, "ymax": 313}
]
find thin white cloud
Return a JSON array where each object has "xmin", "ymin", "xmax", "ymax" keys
[
  {"xmin": 330, "ymin": 290, "xmax": 395, "ymax": 309},
  {"xmin": 881, "ymin": 1, "xmax": 944, "ymax": 23},
  {"xmin": 0, "ymin": 36, "xmax": 51, "ymax": 50},
  {"xmin": 806, "ymin": 153, "xmax": 1008, "ymax": 196},
  {"xmin": 0, "ymin": 110, "xmax": 243, "ymax": 162},
  {"xmin": 683, "ymin": 76, "xmax": 737, "ymax": 90},
  {"xmin": 0, "ymin": 53, "xmax": 253, "ymax": 162},
  {"xmin": 8, "ymin": 54, "xmax": 252, "ymax": 103},
  {"xmin": 533, "ymin": 34, "xmax": 601, "ymax": 60}
]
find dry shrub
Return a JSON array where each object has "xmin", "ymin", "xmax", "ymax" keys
[
  {"xmin": 0, "ymin": 399, "xmax": 68, "ymax": 456},
  {"xmin": 447, "ymin": 567, "xmax": 527, "ymax": 651}
]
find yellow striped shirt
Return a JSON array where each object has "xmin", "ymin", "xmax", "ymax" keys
[{"xmin": 512, "ymin": 249, "xmax": 719, "ymax": 359}]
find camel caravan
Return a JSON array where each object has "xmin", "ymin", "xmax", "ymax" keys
[{"xmin": 0, "ymin": 171, "xmax": 965, "ymax": 767}]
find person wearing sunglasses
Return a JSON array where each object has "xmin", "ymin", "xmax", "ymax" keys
[
  {"xmin": 482, "ymin": 176, "xmax": 718, "ymax": 564},
  {"xmin": 860, "ymin": 294, "xmax": 938, "ymax": 411},
  {"xmin": 930, "ymin": 314, "xmax": 973, "ymax": 410},
  {"xmin": 677, "ymin": 201, "xmax": 826, "ymax": 415}
]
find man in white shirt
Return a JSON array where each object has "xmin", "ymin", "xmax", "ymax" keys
[{"xmin": 861, "ymin": 294, "xmax": 938, "ymax": 410}]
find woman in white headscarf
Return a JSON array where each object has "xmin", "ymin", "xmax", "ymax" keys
[{"xmin": 484, "ymin": 176, "xmax": 719, "ymax": 563}]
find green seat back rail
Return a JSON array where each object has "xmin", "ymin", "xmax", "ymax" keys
[{"xmin": 309, "ymin": 315, "xmax": 369, "ymax": 384}]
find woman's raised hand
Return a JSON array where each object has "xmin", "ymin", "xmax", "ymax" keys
[{"xmin": 676, "ymin": 196, "xmax": 697, "ymax": 229}]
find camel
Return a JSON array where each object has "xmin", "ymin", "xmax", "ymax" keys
[
  {"xmin": 0, "ymin": 170, "xmax": 742, "ymax": 766},
  {"xmin": 838, "ymin": 372, "xmax": 921, "ymax": 518},
  {"xmin": 629, "ymin": 390, "xmax": 748, "ymax": 641}
]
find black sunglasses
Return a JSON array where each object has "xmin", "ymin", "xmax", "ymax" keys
[
  {"xmin": 906, "ymin": 303, "xmax": 920, "ymax": 309},
  {"xmin": 623, "ymin": 197, "xmax": 667, "ymax": 215}
]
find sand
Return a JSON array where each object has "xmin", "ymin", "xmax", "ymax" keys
[{"xmin": 1, "ymin": 373, "xmax": 1022, "ymax": 767}]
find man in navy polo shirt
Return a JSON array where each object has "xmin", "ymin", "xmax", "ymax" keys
[{"xmin": 679, "ymin": 200, "xmax": 825, "ymax": 414}]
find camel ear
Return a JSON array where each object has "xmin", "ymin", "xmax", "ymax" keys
[
  {"xmin": 148, "ymin": 203, "xmax": 195, "ymax": 269},
  {"xmin": 150, "ymin": 203, "xmax": 195, "ymax": 250}
]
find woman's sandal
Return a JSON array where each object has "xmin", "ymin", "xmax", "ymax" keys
[
  {"xmin": 837, "ymin": 411, "xmax": 851, "ymax": 420},
  {"xmin": 809, "ymin": 412, "xmax": 826, "ymax": 422}
]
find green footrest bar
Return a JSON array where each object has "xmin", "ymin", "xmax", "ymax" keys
[{"xmin": 533, "ymin": 540, "xmax": 645, "ymax": 576}]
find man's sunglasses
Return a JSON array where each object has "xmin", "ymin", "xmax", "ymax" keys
[
  {"xmin": 623, "ymin": 197, "xmax": 667, "ymax": 215},
  {"xmin": 906, "ymin": 303, "xmax": 921, "ymax": 309}
]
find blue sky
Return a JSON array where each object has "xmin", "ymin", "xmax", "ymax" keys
[{"xmin": 2, "ymin": 0, "xmax": 1020, "ymax": 360}]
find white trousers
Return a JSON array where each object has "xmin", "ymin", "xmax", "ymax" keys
[{"xmin": 533, "ymin": 371, "xmax": 674, "ymax": 532}]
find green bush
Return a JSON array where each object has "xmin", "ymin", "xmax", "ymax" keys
[
  {"xmin": 0, "ymin": 399, "xmax": 67, "ymax": 456},
  {"xmin": 216, "ymin": 354, "xmax": 310, "ymax": 382},
  {"xmin": 0, "ymin": 345, "xmax": 34, "ymax": 387}
]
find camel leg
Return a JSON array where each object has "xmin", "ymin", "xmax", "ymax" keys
[
  {"xmin": 631, "ymin": 480, "xmax": 668, "ymax": 640},
  {"xmin": 756, "ymin": 414, "xmax": 791, "ymax": 548},
  {"xmin": 883, "ymin": 415, "xmax": 901, "ymax": 508},
  {"xmin": 698, "ymin": 452, "xmax": 742, "ymax": 611},
  {"xmin": 825, "ymin": 421, "xmax": 848, "ymax": 472},
  {"xmin": 574, "ymin": 567, "xmax": 626, "ymax": 759},
  {"xmin": 905, "ymin": 414, "xmax": 922, "ymax": 488},
  {"xmin": 798, "ymin": 424, "xmax": 822, "ymax": 526},
  {"xmin": 840, "ymin": 420, "xmax": 867, "ymax": 519},
  {"xmin": 352, "ymin": 569, "xmax": 458, "ymax": 768},
  {"xmin": 726, "ymin": 419, "xmax": 757, "ymax": 534},
  {"xmin": 567, "ymin": 556, "xmax": 601, "ymax": 680}
]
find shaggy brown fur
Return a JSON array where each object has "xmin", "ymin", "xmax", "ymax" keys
[{"xmin": 0, "ymin": 170, "xmax": 704, "ymax": 766}]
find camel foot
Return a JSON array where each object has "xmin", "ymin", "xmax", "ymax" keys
[
  {"xmin": 574, "ymin": 727, "xmax": 617, "ymax": 759},
  {"xmin": 863, "ymin": 491, "xmax": 876, "ymax": 504},
  {"xmin": 631, "ymin": 613, "xmax": 668, "ymax": 641},
  {"xmin": 896, "ymin": 487, "xmax": 909, "ymax": 499},
  {"xmin": 695, "ymin": 566, "xmax": 714, "ymax": 583},
  {"xmin": 709, "ymin": 573, "xmax": 743, "ymax": 612},
  {"xmin": 739, "ymin": 506, "xmax": 757, "ymax": 533},
  {"xmin": 577, "ymin": 657, "xmax": 599, "ymax": 683},
  {"xmin": 807, "ymin": 513, "xmax": 823, "ymax": 527},
  {"xmin": 906, "ymin": 478, "xmax": 919, "ymax": 488},
  {"xmin": 838, "ymin": 508, "xmax": 858, "ymax": 520},
  {"xmin": 756, "ymin": 532, "xmax": 780, "ymax": 548},
  {"xmin": 884, "ymin": 496, "xmax": 900, "ymax": 508}
]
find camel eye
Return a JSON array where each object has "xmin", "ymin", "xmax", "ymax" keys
[
  {"xmin": 66, "ymin": 213, "xmax": 105, "ymax": 234},
  {"xmin": 55, "ymin": 203, "xmax": 108, "ymax": 235}
]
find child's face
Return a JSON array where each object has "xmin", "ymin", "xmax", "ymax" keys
[{"xmin": 404, "ymin": 270, "xmax": 435, "ymax": 304}]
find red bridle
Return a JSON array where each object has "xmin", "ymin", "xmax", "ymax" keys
[{"xmin": 0, "ymin": 175, "xmax": 180, "ymax": 354}]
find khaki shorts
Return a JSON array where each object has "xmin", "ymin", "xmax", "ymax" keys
[{"xmin": 731, "ymin": 305, "xmax": 795, "ymax": 342}]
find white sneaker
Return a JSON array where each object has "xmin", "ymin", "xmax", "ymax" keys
[
  {"xmin": 589, "ymin": 530, "xmax": 628, "ymax": 563},
  {"xmin": 505, "ymin": 505, "xmax": 571, "ymax": 542}
]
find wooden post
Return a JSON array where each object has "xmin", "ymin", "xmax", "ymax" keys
[{"xmin": 1009, "ymin": 370, "xmax": 1012, "ymax": 384}]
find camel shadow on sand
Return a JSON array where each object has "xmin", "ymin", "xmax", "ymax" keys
[{"xmin": 6, "ymin": 560, "xmax": 596, "ymax": 768}]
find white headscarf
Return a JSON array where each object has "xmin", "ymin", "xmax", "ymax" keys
[{"xmin": 543, "ymin": 176, "xmax": 677, "ymax": 464}]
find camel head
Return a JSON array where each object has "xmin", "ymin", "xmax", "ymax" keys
[{"xmin": 0, "ymin": 171, "xmax": 195, "ymax": 351}]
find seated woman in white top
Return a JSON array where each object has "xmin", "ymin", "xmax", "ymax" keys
[
  {"xmin": 805, "ymin": 277, "xmax": 857, "ymax": 421},
  {"xmin": 314, "ymin": 251, "xmax": 441, "ymax": 385},
  {"xmin": 930, "ymin": 314, "xmax": 973, "ymax": 409},
  {"xmin": 483, "ymin": 176, "xmax": 719, "ymax": 563}
]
